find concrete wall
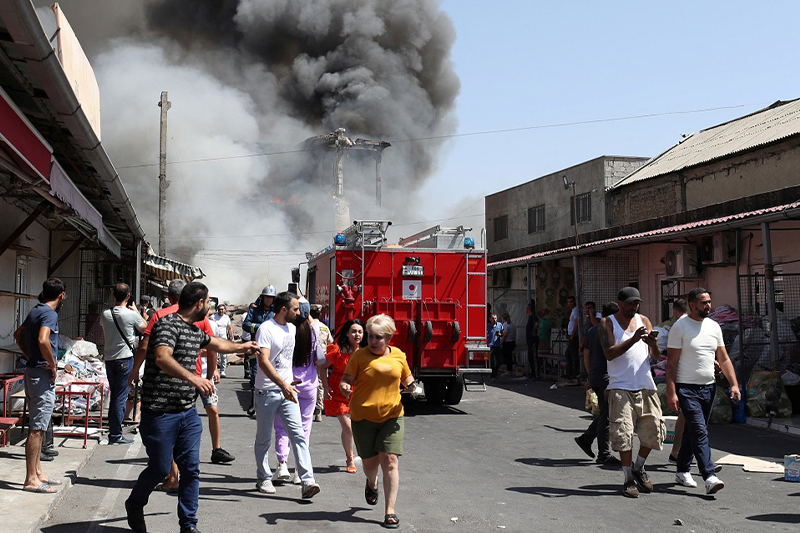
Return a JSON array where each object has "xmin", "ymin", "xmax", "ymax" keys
[{"xmin": 485, "ymin": 156, "xmax": 648, "ymax": 259}]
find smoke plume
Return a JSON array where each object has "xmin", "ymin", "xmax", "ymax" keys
[{"xmin": 39, "ymin": 0, "xmax": 460, "ymax": 302}]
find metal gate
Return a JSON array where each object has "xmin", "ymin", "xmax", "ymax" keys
[
  {"xmin": 736, "ymin": 273, "xmax": 800, "ymax": 384},
  {"xmin": 581, "ymin": 249, "xmax": 639, "ymax": 306}
]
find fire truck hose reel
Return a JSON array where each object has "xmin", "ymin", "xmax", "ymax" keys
[
  {"xmin": 424, "ymin": 321, "xmax": 433, "ymax": 343},
  {"xmin": 407, "ymin": 321, "xmax": 417, "ymax": 343}
]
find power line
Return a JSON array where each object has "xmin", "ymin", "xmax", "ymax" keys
[{"xmin": 115, "ymin": 103, "xmax": 760, "ymax": 170}]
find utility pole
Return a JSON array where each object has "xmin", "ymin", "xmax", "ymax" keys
[{"xmin": 158, "ymin": 91, "xmax": 171, "ymax": 256}]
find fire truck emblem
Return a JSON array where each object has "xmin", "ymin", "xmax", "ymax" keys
[{"xmin": 402, "ymin": 280, "xmax": 421, "ymax": 300}]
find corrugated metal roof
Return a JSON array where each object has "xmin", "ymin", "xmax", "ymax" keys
[
  {"xmin": 612, "ymin": 99, "xmax": 800, "ymax": 188},
  {"xmin": 489, "ymin": 199, "xmax": 800, "ymax": 268}
]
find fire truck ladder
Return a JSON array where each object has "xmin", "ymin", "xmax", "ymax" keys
[{"xmin": 460, "ymin": 247, "xmax": 491, "ymax": 392}]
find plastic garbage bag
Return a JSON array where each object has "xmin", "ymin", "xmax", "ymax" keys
[
  {"xmin": 782, "ymin": 370, "xmax": 800, "ymax": 387},
  {"xmin": 70, "ymin": 339, "xmax": 99, "ymax": 359},
  {"xmin": 746, "ymin": 370, "xmax": 794, "ymax": 418},
  {"xmin": 709, "ymin": 385, "xmax": 732, "ymax": 424}
]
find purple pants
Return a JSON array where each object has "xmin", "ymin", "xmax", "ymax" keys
[{"xmin": 274, "ymin": 386, "xmax": 317, "ymax": 463}]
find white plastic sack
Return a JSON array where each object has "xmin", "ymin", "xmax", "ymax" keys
[
  {"xmin": 70, "ymin": 339, "xmax": 99, "ymax": 359},
  {"xmin": 782, "ymin": 371, "xmax": 800, "ymax": 387}
]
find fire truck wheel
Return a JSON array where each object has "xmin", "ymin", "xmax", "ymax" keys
[
  {"xmin": 423, "ymin": 378, "xmax": 446, "ymax": 405},
  {"xmin": 443, "ymin": 376, "xmax": 464, "ymax": 405}
]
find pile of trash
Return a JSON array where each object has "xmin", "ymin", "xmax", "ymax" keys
[{"xmin": 55, "ymin": 337, "xmax": 109, "ymax": 416}]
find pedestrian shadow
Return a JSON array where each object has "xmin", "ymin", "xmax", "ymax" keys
[
  {"xmin": 104, "ymin": 457, "xmax": 148, "ymax": 466},
  {"xmin": 542, "ymin": 424, "xmax": 584, "ymax": 433},
  {"xmin": 746, "ymin": 513, "xmax": 800, "ymax": 524},
  {"xmin": 0, "ymin": 479, "xmax": 23, "ymax": 491},
  {"xmin": 507, "ymin": 483, "xmax": 619, "ymax": 497},
  {"xmin": 71, "ymin": 475, "xmax": 137, "ymax": 490},
  {"xmin": 650, "ymin": 483, "xmax": 717, "ymax": 500},
  {"xmin": 516, "ymin": 457, "xmax": 591, "ymax": 468},
  {"xmin": 39, "ymin": 513, "xmax": 170, "ymax": 532},
  {"xmin": 261, "ymin": 506, "xmax": 380, "ymax": 526}
]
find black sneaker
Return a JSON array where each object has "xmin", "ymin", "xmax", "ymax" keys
[
  {"xmin": 109, "ymin": 436, "xmax": 135, "ymax": 445},
  {"xmin": 180, "ymin": 527, "xmax": 201, "ymax": 533},
  {"xmin": 40, "ymin": 453, "xmax": 54, "ymax": 462},
  {"xmin": 623, "ymin": 479, "xmax": 639, "ymax": 498},
  {"xmin": 574, "ymin": 436, "xmax": 595, "ymax": 458},
  {"xmin": 125, "ymin": 499, "xmax": 147, "ymax": 533},
  {"xmin": 211, "ymin": 448, "xmax": 235, "ymax": 464},
  {"xmin": 632, "ymin": 467, "xmax": 653, "ymax": 493},
  {"xmin": 246, "ymin": 407, "xmax": 256, "ymax": 418},
  {"xmin": 596, "ymin": 454, "xmax": 621, "ymax": 465},
  {"xmin": 42, "ymin": 447, "xmax": 59, "ymax": 457}
]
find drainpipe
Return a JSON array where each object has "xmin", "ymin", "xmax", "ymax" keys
[{"xmin": 761, "ymin": 222, "xmax": 780, "ymax": 370}]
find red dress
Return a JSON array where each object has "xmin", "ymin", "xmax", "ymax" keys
[{"xmin": 324, "ymin": 344, "xmax": 353, "ymax": 416}]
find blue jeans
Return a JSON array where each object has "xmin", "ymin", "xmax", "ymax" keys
[
  {"xmin": 254, "ymin": 389, "xmax": 315, "ymax": 483},
  {"xmin": 105, "ymin": 357, "xmax": 133, "ymax": 441},
  {"xmin": 676, "ymin": 383, "xmax": 715, "ymax": 479},
  {"xmin": 128, "ymin": 408, "xmax": 202, "ymax": 529}
]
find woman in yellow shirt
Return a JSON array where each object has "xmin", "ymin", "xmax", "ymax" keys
[{"xmin": 340, "ymin": 314, "xmax": 416, "ymax": 530}]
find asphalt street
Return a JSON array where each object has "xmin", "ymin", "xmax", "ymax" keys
[{"xmin": 36, "ymin": 370, "xmax": 800, "ymax": 532}]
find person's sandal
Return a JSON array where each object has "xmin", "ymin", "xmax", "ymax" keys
[
  {"xmin": 346, "ymin": 454, "xmax": 357, "ymax": 474},
  {"xmin": 383, "ymin": 513, "xmax": 400, "ymax": 529},
  {"xmin": 364, "ymin": 479, "xmax": 378, "ymax": 506}
]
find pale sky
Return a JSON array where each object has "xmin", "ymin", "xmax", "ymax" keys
[{"xmin": 424, "ymin": 0, "xmax": 800, "ymax": 232}]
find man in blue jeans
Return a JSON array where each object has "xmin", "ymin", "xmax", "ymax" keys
[
  {"xmin": 666, "ymin": 287, "xmax": 740, "ymax": 495},
  {"xmin": 100, "ymin": 282, "xmax": 146, "ymax": 445},
  {"xmin": 126, "ymin": 282, "xmax": 259, "ymax": 533}
]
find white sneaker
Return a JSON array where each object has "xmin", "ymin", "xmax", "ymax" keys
[
  {"xmin": 220, "ymin": 371, "xmax": 227, "ymax": 378},
  {"xmin": 256, "ymin": 480, "xmax": 276, "ymax": 494},
  {"xmin": 705, "ymin": 474, "xmax": 725, "ymax": 494},
  {"xmin": 275, "ymin": 461, "xmax": 291, "ymax": 482},
  {"xmin": 675, "ymin": 471, "xmax": 697, "ymax": 488},
  {"xmin": 301, "ymin": 480, "xmax": 320, "ymax": 499},
  {"xmin": 292, "ymin": 472, "xmax": 301, "ymax": 485}
]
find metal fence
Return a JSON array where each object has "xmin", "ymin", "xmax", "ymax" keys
[
  {"xmin": 581, "ymin": 249, "xmax": 639, "ymax": 306},
  {"xmin": 736, "ymin": 273, "xmax": 800, "ymax": 384}
]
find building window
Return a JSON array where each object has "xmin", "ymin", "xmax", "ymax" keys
[
  {"xmin": 494, "ymin": 215, "xmax": 508, "ymax": 241},
  {"xmin": 528, "ymin": 205, "xmax": 545, "ymax": 233},
  {"xmin": 570, "ymin": 192, "xmax": 592, "ymax": 225}
]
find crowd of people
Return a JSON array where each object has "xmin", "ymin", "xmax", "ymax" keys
[{"xmin": 15, "ymin": 277, "xmax": 414, "ymax": 532}]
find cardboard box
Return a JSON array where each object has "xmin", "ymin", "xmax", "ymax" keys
[
  {"xmin": 664, "ymin": 415, "xmax": 678, "ymax": 444},
  {"xmin": 785, "ymin": 454, "xmax": 800, "ymax": 482}
]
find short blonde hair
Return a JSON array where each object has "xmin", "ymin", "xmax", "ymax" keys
[{"xmin": 366, "ymin": 314, "xmax": 396, "ymax": 338}]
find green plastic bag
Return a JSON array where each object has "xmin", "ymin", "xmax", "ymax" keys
[
  {"xmin": 709, "ymin": 385, "xmax": 732, "ymax": 424},
  {"xmin": 746, "ymin": 370, "xmax": 794, "ymax": 418}
]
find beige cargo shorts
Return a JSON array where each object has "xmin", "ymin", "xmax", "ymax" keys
[{"xmin": 607, "ymin": 388, "xmax": 665, "ymax": 452}]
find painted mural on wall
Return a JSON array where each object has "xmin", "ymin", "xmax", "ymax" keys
[{"xmin": 535, "ymin": 264, "xmax": 574, "ymax": 330}]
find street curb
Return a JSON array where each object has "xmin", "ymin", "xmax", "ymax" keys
[
  {"xmin": 745, "ymin": 418, "xmax": 800, "ymax": 438},
  {"xmin": 26, "ymin": 439, "xmax": 101, "ymax": 533}
]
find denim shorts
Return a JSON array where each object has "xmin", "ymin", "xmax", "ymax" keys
[{"xmin": 25, "ymin": 366, "xmax": 56, "ymax": 431}]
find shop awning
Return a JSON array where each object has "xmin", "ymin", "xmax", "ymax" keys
[
  {"xmin": 144, "ymin": 252, "xmax": 205, "ymax": 281},
  {"xmin": 490, "ymin": 199, "xmax": 800, "ymax": 268},
  {"xmin": 0, "ymin": 85, "xmax": 51, "ymax": 181}
]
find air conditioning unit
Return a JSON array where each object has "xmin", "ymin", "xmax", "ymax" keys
[
  {"xmin": 700, "ymin": 233, "xmax": 733, "ymax": 264},
  {"xmin": 665, "ymin": 245, "xmax": 698, "ymax": 278}
]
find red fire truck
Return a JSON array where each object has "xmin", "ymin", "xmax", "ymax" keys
[{"xmin": 304, "ymin": 221, "xmax": 490, "ymax": 405}]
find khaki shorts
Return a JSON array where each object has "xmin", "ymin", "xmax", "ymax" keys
[
  {"xmin": 352, "ymin": 417, "xmax": 404, "ymax": 459},
  {"xmin": 607, "ymin": 389, "xmax": 665, "ymax": 452}
]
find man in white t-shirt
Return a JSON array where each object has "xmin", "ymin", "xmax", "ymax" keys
[
  {"xmin": 253, "ymin": 292, "xmax": 320, "ymax": 499},
  {"xmin": 211, "ymin": 304, "xmax": 233, "ymax": 377},
  {"xmin": 600, "ymin": 287, "xmax": 664, "ymax": 498},
  {"xmin": 667, "ymin": 288, "xmax": 740, "ymax": 495},
  {"xmin": 100, "ymin": 283, "xmax": 146, "ymax": 445}
]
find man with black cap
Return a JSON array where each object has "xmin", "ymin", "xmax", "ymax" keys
[{"xmin": 599, "ymin": 286, "xmax": 664, "ymax": 498}]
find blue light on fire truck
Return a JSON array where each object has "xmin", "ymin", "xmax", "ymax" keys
[
  {"xmin": 334, "ymin": 233, "xmax": 346, "ymax": 246},
  {"xmin": 464, "ymin": 237, "xmax": 475, "ymax": 249}
]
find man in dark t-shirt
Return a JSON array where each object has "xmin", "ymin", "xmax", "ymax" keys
[
  {"xmin": 574, "ymin": 302, "xmax": 620, "ymax": 465},
  {"xmin": 126, "ymin": 282, "xmax": 259, "ymax": 533}
]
